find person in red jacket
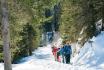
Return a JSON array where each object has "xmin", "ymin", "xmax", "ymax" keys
[{"xmin": 51, "ymin": 45, "xmax": 60, "ymax": 62}]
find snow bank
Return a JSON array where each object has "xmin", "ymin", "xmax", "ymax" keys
[{"xmin": 73, "ymin": 31, "xmax": 104, "ymax": 69}]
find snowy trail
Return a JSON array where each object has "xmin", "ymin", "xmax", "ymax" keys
[
  {"xmin": 0, "ymin": 44, "xmax": 87, "ymax": 70},
  {"xmin": 11, "ymin": 44, "xmax": 101, "ymax": 70},
  {"xmin": 13, "ymin": 44, "xmax": 73, "ymax": 70},
  {"xmin": 1, "ymin": 31, "xmax": 104, "ymax": 70},
  {"xmin": 0, "ymin": 44, "xmax": 72, "ymax": 70},
  {"xmin": 0, "ymin": 44, "xmax": 102, "ymax": 70}
]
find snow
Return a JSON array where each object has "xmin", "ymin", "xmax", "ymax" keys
[
  {"xmin": 73, "ymin": 31, "xmax": 104, "ymax": 70},
  {"xmin": 0, "ymin": 32, "xmax": 104, "ymax": 70}
]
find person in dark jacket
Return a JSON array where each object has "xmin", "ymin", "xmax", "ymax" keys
[
  {"xmin": 56, "ymin": 48, "xmax": 61, "ymax": 62},
  {"xmin": 63, "ymin": 41, "xmax": 72, "ymax": 64},
  {"xmin": 58, "ymin": 45, "xmax": 65, "ymax": 63}
]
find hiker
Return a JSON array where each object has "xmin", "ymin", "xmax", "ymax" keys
[
  {"xmin": 57, "ymin": 41, "xmax": 66, "ymax": 63},
  {"xmin": 63, "ymin": 41, "xmax": 72, "ymax": 64},
  {"xmin": 51, "ymin": 45, "xmax": 59, "ymax": 61},
  {"xmin": 58, "ymin": 45, "xmax": 65, "ymax": 63},
  {"xmin": 56, "ymin": 48, "xmax": 61, "ymax": 62}
]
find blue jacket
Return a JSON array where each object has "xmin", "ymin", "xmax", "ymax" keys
[
  {"xmin": 59, "ymin": 45, "xmax": 72, "ymax": 55},
  {"xmin": 63, "ymin": 44, "xmax": 72, "ymax": 55}
]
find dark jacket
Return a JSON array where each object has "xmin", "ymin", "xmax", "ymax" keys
[
  {"xmin": 58, "ymin": 47, "xmax": 64, "ymax": 55},
  {"xmin": 58, "ymin": 44, "xmax": 72, "ymax": 55},
  {"xmin": 63, "ymin": 44, "xmax": 72, "ymax": 55}
]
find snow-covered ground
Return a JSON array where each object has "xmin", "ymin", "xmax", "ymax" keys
[
  {"xmin": 73, "ymin": 31, "xmax": 104, "ymax": 70},
  {"xmin": 0, "ymin": 31, "xmax": 104, "ymax": 70},
  {"xmin": 0, "ymin": 44, "xmax": 73, "ymax": 70}
]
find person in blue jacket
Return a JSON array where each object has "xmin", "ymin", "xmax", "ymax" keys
[{"xmin": 63, "ymin": 41, "xmax": 72, "ymax": 64}]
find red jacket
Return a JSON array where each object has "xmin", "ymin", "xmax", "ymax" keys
[
  {"xmin": 52, "ymin": 47, "xmax": 61, "ymax": 62},
  {"xmin": 52, "ymin": 47, "xmax": 58, "ymax": 53}
]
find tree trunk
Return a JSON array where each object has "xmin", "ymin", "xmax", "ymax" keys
[
  {"xmin": 1, "ymin": 0, "xmax": 12, "ymax": 70},
  {"xmin": 102, "ymin": 4, "xmax": 104, "ymax": 30}
]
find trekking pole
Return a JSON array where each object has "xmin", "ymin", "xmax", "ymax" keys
[{"xmin": 88, "ymin": 40, "xmax": 95, "ymax": 54}]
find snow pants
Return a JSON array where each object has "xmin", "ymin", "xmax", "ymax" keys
[
  {"xmin": 53, "ymin": 52, "xmax": 57, "ymax": 61},
  {"xmin": 57, "ymin": 52, "xmax": 61, "ymax": 62},
  {"xmin": 65, "ymin": 54, "xmax": 70, "ymax": 64}
]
